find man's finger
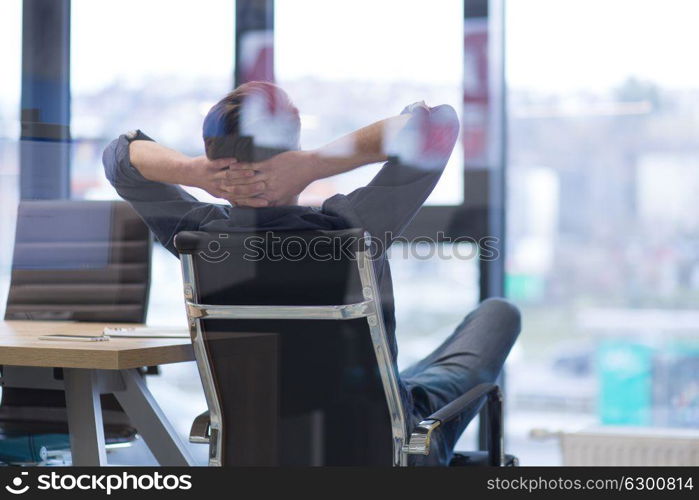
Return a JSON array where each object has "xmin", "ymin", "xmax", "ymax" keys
[
  {"xmin": 218, "ymin": 177, "xmax": 262, "ymax": 192},
  {"xmin": 227, "ymin": 162, "xmax": 257, "ymax": 170},
  {"xmin": 213, "ymin": 169, "xmax": 253, "ymax": 182},
  {"xmin": 226, "ymin": 181, "xmax": 266, "ymax": 196},
  {"xmin": 223, "ymin": 169, "xmax": 260, "ymax": 181}
]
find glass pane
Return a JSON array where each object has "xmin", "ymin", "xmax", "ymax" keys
[
  {"xmin": 275, "ymin": 0, "xmax": 464, "ymax": 206},
  {"xmin": 0, "ymin": 0, "xmax": 22, "ymax": 318},
  {"xmin": 71, "ymin": 0, "xmax": 234, "ymax": 203},
  {"xmin": 506, "ymin": 0, "xmax": 699, "ymax": 464},
  {"xmin": 71, "ymin": 0, "xmax": 235, "ymax": 329},
  {"xmin": 391, "ymin": 242, "xmax": 479, "ymax": 370}
]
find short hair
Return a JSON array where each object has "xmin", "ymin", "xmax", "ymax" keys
[{"xmin": 202, "ymin": 81, "xmax": 301, "ymax": 162}]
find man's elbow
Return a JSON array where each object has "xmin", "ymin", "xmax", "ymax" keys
[
  {"xmin": 102, "ymin": 138, "xmax": 121, "ymax": 186},
  {"xmin": 421, "ymin": 104, "xmax": 460, "ymax": 168},
  {"xmin": 431, "ymin": 104, "xmax": 460, "ymax": 145}
]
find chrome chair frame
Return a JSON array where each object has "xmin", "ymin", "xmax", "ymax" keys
[
  {"xmin": 180, "ymin": 232, "xmax": 408, "ymax": 466},
  {"xmin": 180, "ymin": 231, "xmax": 509, "ymax": 466}
]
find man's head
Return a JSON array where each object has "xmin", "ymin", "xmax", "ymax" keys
[{"xmin": 203, "ymin": 81, "xmax": 301, "ymax": 162}]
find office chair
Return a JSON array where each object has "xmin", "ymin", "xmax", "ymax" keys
[
  {"xmin": 4, "ymin": 200, "xmax": 151, "ymax": 322},
  {"xmin": 175, "ymin": 229, "xmax": 517, "ymax": 466},
  {"xmin": 0, "ymin": 200, "xmax": 152, "ymax": 464}
]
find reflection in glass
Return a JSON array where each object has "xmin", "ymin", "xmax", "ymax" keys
[{"xmin": 506, "ymin": 0, "xmax": 699, "ymax": 464}]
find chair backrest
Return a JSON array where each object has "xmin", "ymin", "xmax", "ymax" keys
[
  {"xmin": 5, "ymin": 200, "xmax": 151, "ymax": 322},
  {"xmin": 175, "ymin": 229, "xmax": 407, "ymax": 466}
]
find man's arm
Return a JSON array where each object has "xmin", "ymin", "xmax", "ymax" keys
[
  {"xmin": 222, "ymin": 113, "xmax": 413, "ymax": 205},
  {"xmin": 338, "ymin": 103, "xmax": 460, "ymax": 247},
  {"xmin": 128, "ymin": 139, "xmax": 269, "ymax": 205},
  {"xmin": 306, "ymin": 112, "xmax": 413, "ymax": 178},
  {"xmin": 103, "ymin": 131, "xmax": 266, "ymax": 255}
]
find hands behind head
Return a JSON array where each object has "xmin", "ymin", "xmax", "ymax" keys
[
  {"xmin": 186, "ymin": 155, "xmax": 263, "ymax": 207},
  {"xmin": 207, "ymin": 150, "xmax": 316, "ymax": 207}
]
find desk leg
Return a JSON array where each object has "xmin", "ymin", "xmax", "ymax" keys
[
  {"xmin": 64, "ymin": 368, "xmax": 108, "ymax": 466},
  {"xmin": 113, "ymin": 369, "xmax": 194, "ymax": 466}
]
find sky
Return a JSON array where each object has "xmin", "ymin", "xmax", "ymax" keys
[
  {"xmin": 71, "ymin": 0, "xmax": 234, "ymax": 93},
  {"xmin": 275, "ymin": 0, "xmax": 463, "ymax": 84},
  {"xmin": 0, "ymin": 0, "xmax": 22, "ymax": 121},
  {"xmin": 68, "ymin": 0, "xmax": 463, "ymax": 91},
  {"xmin": 506, "ymin": 0, "xmax": 699, "ymax": 92},
  {"xmin": 2, "ymin": 0, "xmax": 699, "ymax": 117}
]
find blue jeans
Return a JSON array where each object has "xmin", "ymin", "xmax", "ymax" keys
[{"xmin": 400, "ymin": 298, "xmax": 521, "ymax": 466}]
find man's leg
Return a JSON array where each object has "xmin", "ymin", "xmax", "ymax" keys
[{"xmin": 401, "ymin": 298, "xmax": 521, "ymax": 464}]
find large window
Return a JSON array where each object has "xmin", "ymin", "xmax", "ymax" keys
[
  {"xmin": 71, "ymin": 0, "xmax": 235, "ymax": 203},
  {"xmin": 275, "ymin": 0, "xmax": 476, "ymax": 368},
  {"xmin": 506, "ymin": 0, "xmax": 699, "ymax": 464},
  {"xmin": 69, "ymin": 1, "xmax": 236, "ymax": 464},
  {"xmin": 0, "ymin": 0, "xmax": 22, "ymax": 318},
  {"xmin": 275, "ymin": 0, "xmax": 464, "ymax": 206},
  {"xmin": 71, "ymin": 0, "xmax": 235, "ymax": 328}
]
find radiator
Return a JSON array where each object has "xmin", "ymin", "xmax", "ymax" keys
[{"xmin": 557, "ymin": 427, "xmax": 699, "ymax": 466}]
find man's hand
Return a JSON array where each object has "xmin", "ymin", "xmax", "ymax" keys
[
  {"xmin": 224, "ymin": 150, "xmax": 317, "ymax": 207},
  {"xmin": 128, "ymin": 140, "xmax": 268, "ymax": 206},
  {"xmin": 186, "ymin": 155, "xmax": 270, "ymax": 207}
]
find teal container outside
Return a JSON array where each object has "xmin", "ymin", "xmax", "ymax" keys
[{"xmin": 597, "ymin": 340, "xmax": 653, "ymax": 426}]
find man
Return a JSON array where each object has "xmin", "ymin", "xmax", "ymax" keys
[{"xmin": 103, "ymin": 81, "xmax": 520, "ymax": 465}]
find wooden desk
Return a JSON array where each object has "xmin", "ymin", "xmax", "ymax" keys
[{"xmin": 0, "ymin": 320, "xmax": 195, "ymax": 466}]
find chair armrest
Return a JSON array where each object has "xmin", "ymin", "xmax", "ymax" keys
[
  {"xmin": 403, "ymin": 383, "xmax": 504, "ymax": 466},
  {"xmin": 189, "ymin": 411, "xmax": 211, "ymax": 444},
  {"xmin": 430, "ymin": 383, "xmax": 499, "ymax": 424}
]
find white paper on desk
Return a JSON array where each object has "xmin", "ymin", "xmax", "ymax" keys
[
  {"xmin": 103, "ymin": 327, "xmax": 190, "ymax": 339},
  {"xmin": 38, "ymin": 334, "xmax": 109, "ymax": 342}
]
